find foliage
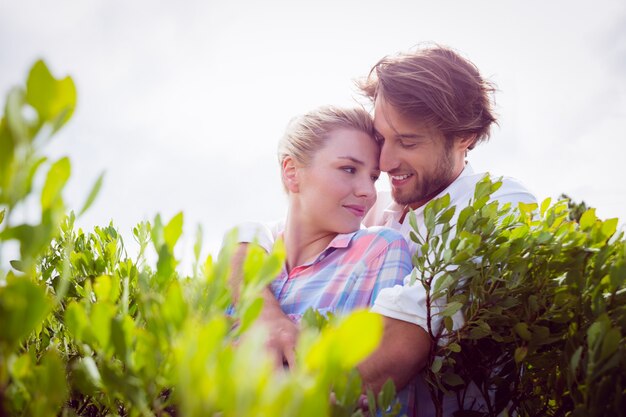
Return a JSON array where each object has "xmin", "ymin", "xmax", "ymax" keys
[
  {"xmin": 412, "ymin": 178, "xmax": 626, "ymax": 416},
  {"xmin": 0, "ymin": 61, "xmax": 399, "ymax": 416}
]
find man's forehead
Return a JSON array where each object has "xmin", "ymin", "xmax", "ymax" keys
[{"xmin": 373, "ymin": 98, "xmax": 434, "ymax": 137}]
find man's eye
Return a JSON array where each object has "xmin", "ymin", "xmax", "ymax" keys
[
  {"xmin": 400, "ymin": 141, "xmax": 416, "ymax": 149},
  {"xmin": 374, "ymin": 134, "xmax": 385, "ymax": 144}
]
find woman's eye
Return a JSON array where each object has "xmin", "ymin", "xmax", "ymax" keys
[
  {"xmin": 371, "ymin": 175, "xmax": 380, "ymax": 182},
  {"xmin": 341, "ymin": 167, "xmax": 356, "ymax": 174}
]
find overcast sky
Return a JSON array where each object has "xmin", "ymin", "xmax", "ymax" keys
[{"xmin": 1, "ymin": 0, "xmax": 625, "ymax": 264}]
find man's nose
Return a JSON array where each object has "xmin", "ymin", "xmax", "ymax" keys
[{"xmin": 379, "ymin": 141, "xmax": 399, "ymax": 172}]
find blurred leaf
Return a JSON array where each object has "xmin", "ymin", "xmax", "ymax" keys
[
  {"xmin": 29, "ymin": 349, "xmax": 69, "ymax": 417},
  {"xmin": 0, "ymin": 278, "xmax": 51, "ymax": 348},
  {"xmin": 514, "ymin": 323, "xmax": 532, "ymax": 341},
  {"xmin": 514, "ymin": 346, "xmax": 528, "ymax": 363},
  {"xmin": 89, "ymin": 302, "xmax": 115, "ymax": 350},
  {"xmin": 164, "ymin": 212, "xmax": 184, "ymax": 251},
  {"xmin": 41, "ymin": 157, "xmax": 71, "ymax": 210},
  {"xmin": 64, "ymin": 301, "xmax": 88, "ymax": 341},
  {"xmin": 70, "ymin": 356, "xmax": 102, "ymax": 396},
  {"xmin": 442, "ymin": 372, "xmax": 464, "ymax": 387},
  {"xmin": 431, "ymin": 357, "xmax": 443, "ymax": 373},
  {"xmin": 377, "ymin": 379, "xmax": 397, "ymax": 410},
  {"xmin": 9, "ymin": 259, "xmax": 25, "ymax": 272},
  {"xmin": 238, "ymin": 297, "xmax": 264, "ymax": 334},
  {"xmin": 78, "ymin": 171, "xmax": 104, "ymax": 216},
  {"xmin": 94, "ymin": 274, "xmax": 112, "ymax": 302},
  {"xmin": 26, "ymin": 59, "xmax": 77, "ymax": 132}
]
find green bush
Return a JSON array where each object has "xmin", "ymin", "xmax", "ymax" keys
[
  {"xmin": 413, "ymin": 181, "xmax": 625, "ymax": 416},
  {"xmin": 0, "ymin": 61, "xmax": 398, "ymax": 417}
]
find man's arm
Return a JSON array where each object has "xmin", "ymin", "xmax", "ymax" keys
[
  {"xmin": 229, "ymin": 242, "xmax": 298, "ymax": 368},
  {"xmin": 358, "ymin": 316, "xmax": 431, "ymax": 393}
]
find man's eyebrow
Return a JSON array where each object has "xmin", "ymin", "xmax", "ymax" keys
[{"xmin": 373, "ymin": 129, "xmax": 426, "ymax": 140}]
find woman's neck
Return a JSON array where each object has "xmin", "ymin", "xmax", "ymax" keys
[{"xmin": 283, "ymin": 210, "xmax": 336, "ymax": 273}]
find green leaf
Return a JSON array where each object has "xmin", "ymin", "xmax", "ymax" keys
[
  {"xmin": 89, "ymin": 302, "xmax": 115, "ymax": 350},
  {"xmin": 70, "ymin": 356, "xmax": 103, "ymax": 396},
  {"xmin": 600, "ymin": 328, "xmax": 621, "ymax": 361},
  {"xmin": 78, "ymin": 171, "xmax": 104, "ymax": 216},
  {"xmin": 440, "ymin": 301, "xmax": 463, "ymax": 318},
  {"xmin": 540, "ymin": 197, "xmax": 552, "ymax": 216},
  {"xmin": 238, "ymin": 297, "xmax": 264, "ymax": 334},
  {"xmin": 26, "ymin": 60, "xmax": 77, "ymax": 132},
  {"xmin": 579, "ymin": 208, "xmax": 597, "ymax": 230},
  {"xmin": 64, "ymin": 301, "xmax": 88, "ymax": 341},
  {"xmin": 514, "ymin": 346, "xmax": 528, "ymax": 363},
  {"xmin": 333, "ymin": 311, "xmax": 382, "ymax": 369},
  {"xmin": 442, "ymin": 372, "xmax": 464, "ymax": 387},
  {"xmin": 0, "ymin": 209, "xmax": 5, "ymax": 225},
  {"xmin": 9, "ymin": 259, "xmax": 25, "ymax": 272},
  {"xmin": 514, "ymin": 323, "xmax": 532, "ymax": 341},
  {"xmin": 448, "ymin": 342, "xmax": 461, "ymax": 353},
  {"xmin": 164, "ymin": 211, "xmax": 184, "ymax": 251},
  {"xmin": 570, "ymin": 346, "xmax": 583, "ymax": 377},
  {"xmin": 111, "ymin": 315, "xmax": 134, "ymax": 363},
  {"xmin": 377, "ymin": 379, "xmax": 397, "ymax": 409},
  {"xmin": 29, "ymin": 349, "xmax": 69, "ymax": 416},
  {"xmin": 600, "ymin": 218, "xmax": 618, "ymax": 239},
  {"xmin": 0, "ymin": 278, "xmax": 51, "ymax": 348},
  {"xmin": 94, "ymin": 274, "xmax": 112, "ymax": 302},
  {"xmin": 430, "ymin": 356, "xmax": 443, "ymax": 373},
  {"xmin": 41, "ymin": 157, "xmax": 71, "ymax": 210}
]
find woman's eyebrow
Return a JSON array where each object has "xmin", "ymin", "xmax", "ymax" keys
[
  {"xmin": 338, "ymin": 156, "xmax": 380, "ymax": 171},
  {"xmin": 337, "ymin": 156, "xmax": 365, "ymax": 165}
]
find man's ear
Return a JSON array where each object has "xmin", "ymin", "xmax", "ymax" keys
[
  {"xmin": 456, "ymin": 133, "xmax": 477, "ymax": 153},
  {"xmin": 282, "ymin": 156, "xmax": 300, "ymax": 193}
]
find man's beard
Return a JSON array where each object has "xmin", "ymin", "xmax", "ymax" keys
[{"xmin": 392, "ymin": 146, "xmax": 456, "ymax": 206}]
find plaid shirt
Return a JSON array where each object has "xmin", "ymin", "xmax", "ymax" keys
[{"xmin": 270, "ymin": 226, "xmax": 412, "ymax": 322}]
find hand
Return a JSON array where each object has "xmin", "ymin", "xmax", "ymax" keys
[{"xmin": 258, "ymin": 288, "xmax": 299, "ymax": 368}]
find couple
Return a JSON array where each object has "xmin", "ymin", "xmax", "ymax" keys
[{"xmin": 232, "ymin": 45, "xmax": 536, "ymax": 416}]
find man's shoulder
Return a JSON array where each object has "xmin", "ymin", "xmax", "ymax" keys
[{"xmin": 451, "ymin": 170, "xmax": 537, "ymax": 206}]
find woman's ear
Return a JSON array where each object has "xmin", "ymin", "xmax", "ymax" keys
[{"xmin": 282, "ymin": 156, "xmax": 300, "ymax": 193}]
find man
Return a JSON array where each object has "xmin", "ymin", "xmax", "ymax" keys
[{"xmin": 234, "ymin": 45, "xmax": 536, "ymax": 416}]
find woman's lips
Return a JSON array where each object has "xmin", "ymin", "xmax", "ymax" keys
[{"xmin": 344, "ymin": 205, "xmax": 366, "ymax": 217}]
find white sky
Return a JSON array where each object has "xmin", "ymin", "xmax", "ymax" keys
[{"xmin": 1, "ymin": 0, "xmax": 625, "ymax": 264}]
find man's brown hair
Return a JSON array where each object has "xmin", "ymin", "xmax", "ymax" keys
[{"xmin": 359, "ymin": 45, "xmax": 497, "ymax": 149}]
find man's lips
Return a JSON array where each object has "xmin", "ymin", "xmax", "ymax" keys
[
  {"xmin": 343, "ymin": 204, "xmax": 366, "ymax": 217},
  {"xmin": 389, "ymin": 173, "xmax": 414, "ymax": 187}
]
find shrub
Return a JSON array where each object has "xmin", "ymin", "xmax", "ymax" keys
[
  {"xmin": 0, "ymin": 61, "xmax": 396, "ymax": 417},
  {"xmin": 413, "ymin": 181, "xmax": 625, "ymax": 416}
]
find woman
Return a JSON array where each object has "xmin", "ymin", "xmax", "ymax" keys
[{"xmin": 268, "ymin": 106, "xmax": 412, "ymax": 321}]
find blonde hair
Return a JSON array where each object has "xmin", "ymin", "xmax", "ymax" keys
[{"xmin": 278, "ymin": 105, "xmax": 374, "ymax": 166}]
